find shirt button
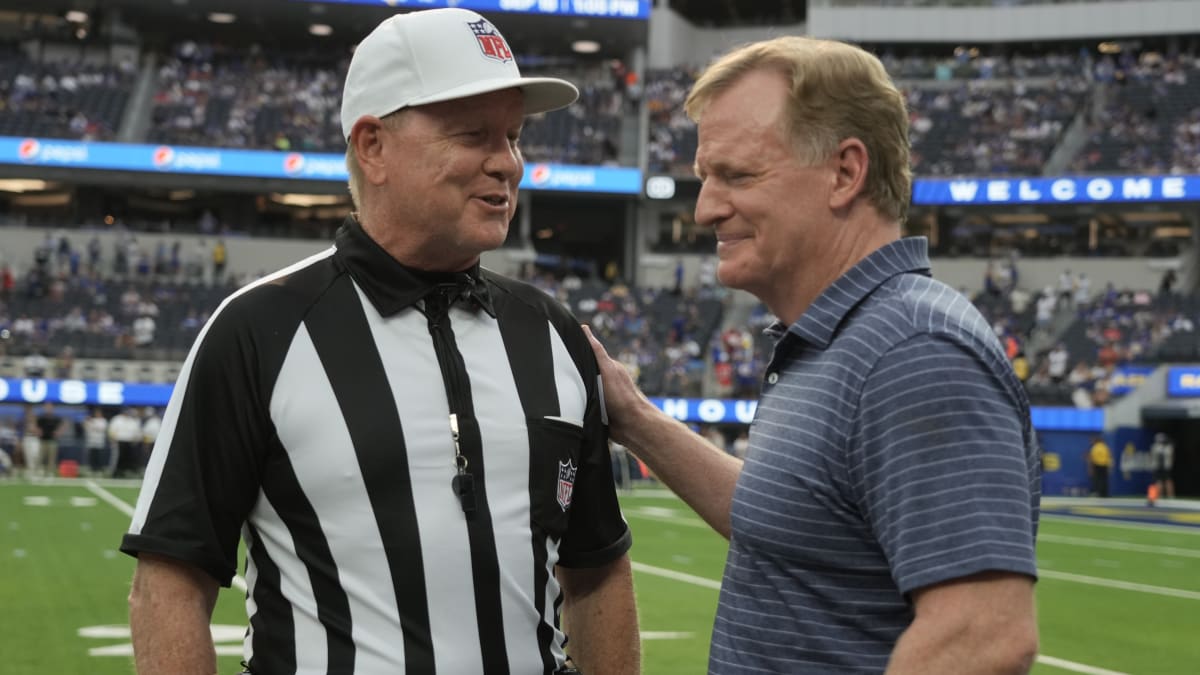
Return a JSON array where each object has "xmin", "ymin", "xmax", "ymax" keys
[{"xmin": 767, "ymin": 372, "xmax": 779, "ymax": 384}]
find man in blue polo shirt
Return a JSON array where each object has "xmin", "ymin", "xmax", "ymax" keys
[{"xmin": 586, "ymin": 36, "xmax": 1040, "ymax": 674}]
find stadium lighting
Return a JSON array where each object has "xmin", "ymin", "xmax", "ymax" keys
[
  {"xmin": 270, "ymin": 193, "xmax": 346, "ymax": 207},
  {"xmin": 1098, "ymin": 42, "xmax": 1122, "ymax": 54},
  {"xmin": 207, "ymin": 12, "xmax": 237, "ymax": 24},
  {"xmin": 571, "ymin": 40, "xmax": 601, "ymax": 55},
  {"xmin": 0, "ymin": 179, "xmax": 50, "ymax": 193},
  {"xmin": 65, "ymin": 10, "xmax": 88, "ymax": 23},
  {"xmin": 309, "ymin": 24, "xmax": 333, "ymax": 37}
]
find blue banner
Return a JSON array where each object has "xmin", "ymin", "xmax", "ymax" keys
[
  {"xmin": 913, "ymin": 175, "xmax": 1200, "ymax": 206},
  {"xmin": 1167, "ymin": 366, "xmax": 1200, "ymax": 397},
  {"xmin": 0, "ymin": 137, "xmax": 642, "ymax": 195},
  {"xmin": 1109, "ymin": 365, "xmax": 1156, "ymax": 396},
  {"xmin": 0, "ymin": 378, "xmax": 173, "ymax": 408},
  {"xmin": 649, "ymin": 396, "xmax": 1098, "ymax": 430},
  {"xmin": 290, "ymin": 0, "xmax": 651, "ymax": 19},
  {"xmin": 1, "ymin": 381, "xmax": 1100, "ymax": 431}
]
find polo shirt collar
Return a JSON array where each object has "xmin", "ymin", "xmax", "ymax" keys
[
  {"xmin": 333, "ymin": 216, "xmax": 495, "ymax": 318},
  {"xmin": 769, "ymin": 237, "xmax": 931, "ymax": 349}
]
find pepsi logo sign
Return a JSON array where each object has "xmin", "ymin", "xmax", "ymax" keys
[
  {"xmin": 283, "ymin": 153, "xmax": 305, "ymax": 174},
  {"xmin": 17, "ymin": 138, "xmax": 39, "ymax": 161},
  {"xmin": 152, "ymin": 146, "xmax": 175, "ymax": 168},
  {"xmin": 530, "ymin": 164, "xmax": 551, "ymax": 185}
]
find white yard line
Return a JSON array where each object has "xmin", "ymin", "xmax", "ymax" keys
[
  {"xmin": 1039, "ymin": 533, "xmax": 1200, "ymax": 558},
  {"xmin": 630, "ymin": 561, "xmax": 721, "ymax": 590},
  {"xmin": 624, "ymin": 511, "xmax": 709, "ymax": 529},
  {"xmin": 1039, "ymin": 569, "xmax": 1200, "ymax": 600},
  {"xmin": 1042, "ymin": 514, "xmax": 1200, "ymax": 536},
  {"xmin": 1035, "ymin": 655, "xmax": 1130, "ymax": 675},
  {"xmin": 84, "ymin": 480, "xmax": 136, "ymax": 518},
  {"xmin": 85, "ymin": 480, "xmax": 248, "ymax": 593}
]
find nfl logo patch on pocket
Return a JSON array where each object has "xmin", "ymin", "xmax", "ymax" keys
[{"xmin": 557, "ymin": 460, "xmax": 577, "ymax": 511}]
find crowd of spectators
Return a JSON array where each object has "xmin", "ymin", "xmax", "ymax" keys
[
  {"xmin": 524, "ymin": 266, "xmax": 724, "ymax": 397},
  {"xmin": 146, "ymin": 41, "xmax": 635, "ymax": 165},
  {"xmin": 518, "ymin": 61, "xmax": 632, "ymax": 166},
  {"xmin": 149, "ymin": 41, "xmax": 346, "ymax": 152},
  {"xmin": 0, "ymin": 230, "xmax": 238, "ymax": 366},
  {"xmin": 907, "ymin": 77, "xmax": 1088, "ymax": 176},
  {"xmin": 646, "ymin": 67, "xmax": 700, "ymax": 176},
  {"xmin": 648, "ymin": 51, "xmax": 1091, "ymax": 177},
  {"xmin": 0, "ymin": 46, "xmax": 136, "ymax": 141},
  {"xmin": 1072, "ymin": 50, "xmax": 1200, "ymax": 174}
]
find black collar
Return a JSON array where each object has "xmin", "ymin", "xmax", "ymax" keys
[{"xmin": 333, "ymin": 216, "xmax": 496, "ymax": 318}]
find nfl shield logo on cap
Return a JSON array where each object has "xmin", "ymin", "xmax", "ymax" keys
[
  {"xmin": 557, "ymin": 460, "xmax": 577, "ymax": 511},
  {"xmin": 467, "ymin": 18, "xmax": 513, "ymax": 63}
]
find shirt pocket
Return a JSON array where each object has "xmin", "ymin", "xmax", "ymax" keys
[{"xmin": 526, "ymin": 416, "xmax": 585, "ymax": 538}]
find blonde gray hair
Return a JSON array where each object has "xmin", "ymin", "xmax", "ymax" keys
[{"xmin": 685, "ymin": 36, "xmax": 912, "ymax": 223}]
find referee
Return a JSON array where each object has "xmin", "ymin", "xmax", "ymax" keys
[{"xmin": 121, "ymin": 9, "xmax": 638, "ymax": 674}]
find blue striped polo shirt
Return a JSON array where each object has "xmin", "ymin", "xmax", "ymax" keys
[{"xmin": 709, "ymin": 237, "xmax": 1040, "ymax": 674}]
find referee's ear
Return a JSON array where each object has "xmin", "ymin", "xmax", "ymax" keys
[{"xmin": 349, "ymin": 116, "xmax": 390, "ymax": 188}]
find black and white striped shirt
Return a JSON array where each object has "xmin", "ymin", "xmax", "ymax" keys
[{"xmin": 122, "ymin": 218, "xmax": 631, "ymax": 674}]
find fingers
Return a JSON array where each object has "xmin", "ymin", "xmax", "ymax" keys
[{"xmin": 582, "ymin": 324, "xmax": 605, "ymax": 354}]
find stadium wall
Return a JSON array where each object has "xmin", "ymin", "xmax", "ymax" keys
[
  {"xmin": 809, "ymin": 0, "xmax": 1200, "ymax": 42},
  {"xmin": 646, "ymin": 8, "xmax": 803, "ymax": 68}
]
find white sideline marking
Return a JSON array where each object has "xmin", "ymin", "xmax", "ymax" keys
[
  {"xmin": 1040, "ymin": 533, "xmax": 1200, "ymax": 558},
  {"xmin": 1040, "ymin": 569, "xmax": 1200, "ymax": 601},
  {"xmin": 631, "ymin": 561, "xmax": 721, "ymax": 590},
  {"xmin": 641, "ymin": 631, "xmax": 694, "ymax": 640},
  {"xmin": 1043, "ymin": 514, "xmax": 1200, "ymax": 536},
  {"xmin": 625, "ymin": 508, "xmax": 708, "ymax": 529},
  {"xmin": 1035, "ymin": 655, "xmax": 1130, "ymax": 675},
  {"xmin": 85, "ymin": 480, "xmax": 248, "ymax": 592},
  {"xmin": 83, "ymin": 481, "xmax": 134, "ymax": 518}
]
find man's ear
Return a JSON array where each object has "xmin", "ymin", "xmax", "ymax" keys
[
  {"xmin": 350, "ymin": 116, "xmax": 389, "ymax": 186},
  {"xmin": 829, "ymin": 137, "xmax": 869, "ymax": 211}
]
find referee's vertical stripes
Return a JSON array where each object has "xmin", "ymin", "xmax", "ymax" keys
[
  {"xmin": 431, "ymin": 310, "xmax": 512, "ymax": 674},
  {"xmin": 305, "ymin": 275, "xmax": 435, "ymax": 673},
  {"xmin": 244, "ymin": 524, "xmax": 297, "ymax": 674},
  {"xmin": 258, "ymin": 448, "xmax": 356, "ymax": 674},
  {"xmin": 495, "ymin": 299, "xmax": 561, "ymax": 675}
]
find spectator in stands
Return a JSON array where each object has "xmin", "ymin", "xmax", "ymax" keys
[
  {"xmin": 1151, "ymin": 432, "xmax": 1176, "ymax": 499},
  {"xmin": 22, "ymin": 351, "xmax": 48, "ymax": 378},
  {"xmin": 1087, "ymin": 435, "xmax": 1113, "ymax": 498},
  {"xmin": 122, "ymin": 10, "xmax": 636, "ymax": 675},
  {"xmin": 82, "ymin": 407, "xmax": 109, "ymax": 477},
  {"xmin": 107, "ymin": 407, "xmax": 141, "ymax": 478},
  {"xmin": 585, "ymin": 35, "xmax": 1038, "ymax": 674},
  {"xmin": 36, "ymin": 401, "xmax": 63, "ymax": 475},
  {"xmin": 20, "ymin": 408, "xmax": 40, "ymax": 479},
  {"xmin": 1048, "ymin": 343, "xmax": 1070, "ymax": 383},
  {"xmin": 211, "ymin": 238, "xmax": 227, "ymax": 282},
  {"xmin": 0, "ymin": 419, "xmax": 16, "ymax": 476},
  {"xmin": 1159, "ymin": 268, "xmax": 1177, "ymax": 298}
]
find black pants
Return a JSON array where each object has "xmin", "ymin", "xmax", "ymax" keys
[
  {"xmin": 1091, "ymin": 468, "xmax": 1109, "ymax": 497},
  {"xmin": 113, "ymin": 441, "xmax": 140, "ymax": 477}
]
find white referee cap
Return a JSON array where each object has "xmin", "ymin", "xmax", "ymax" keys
[{"xmin": 340, "ymin": 8, "xmax": 579, "ymax": 141}]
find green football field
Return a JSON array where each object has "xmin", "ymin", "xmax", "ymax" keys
[{"xmin": 3, "ymin": 479, "xmax": 1198, "ymax": 674}]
